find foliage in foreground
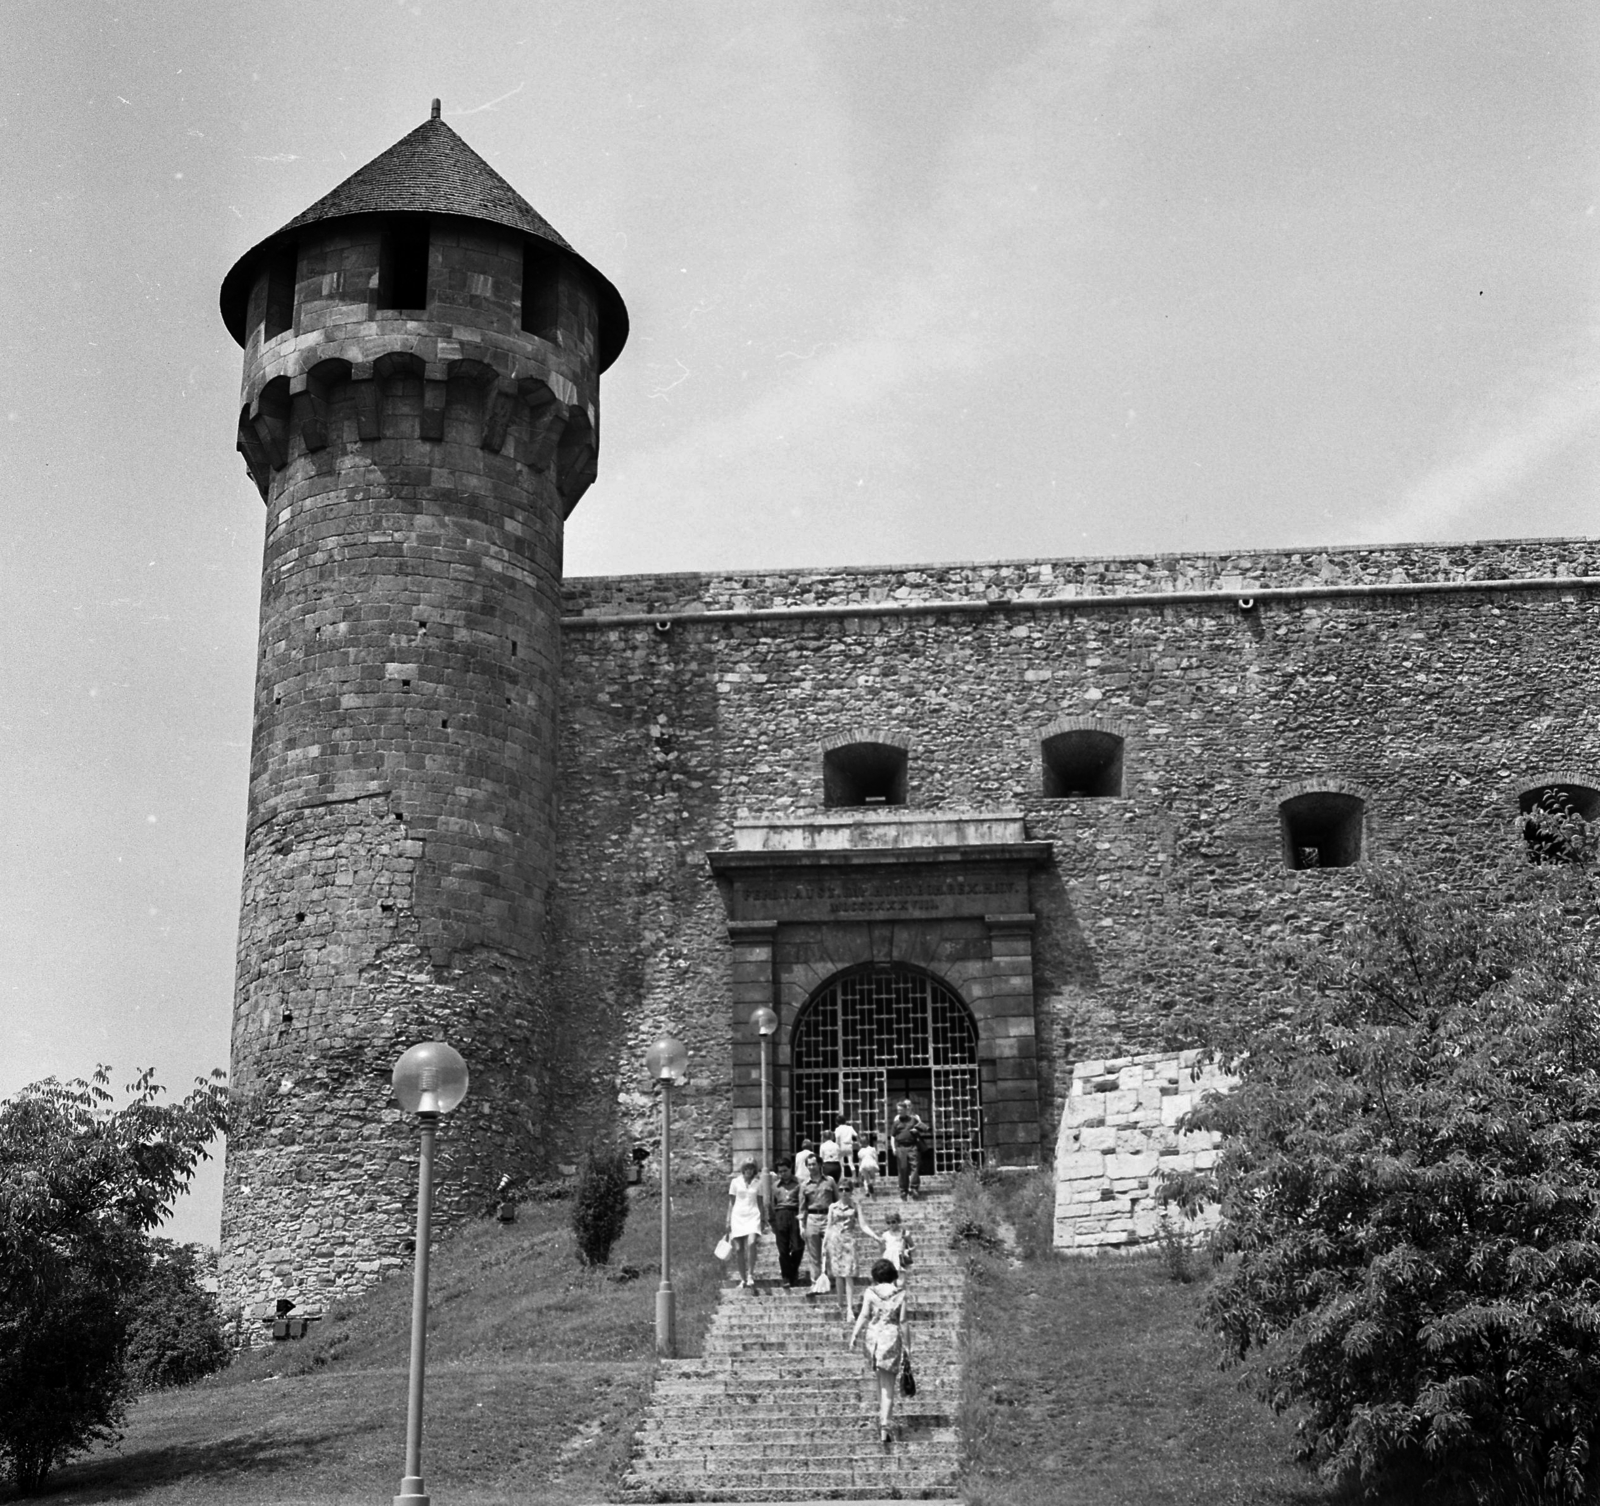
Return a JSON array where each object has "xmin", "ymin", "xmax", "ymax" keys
[
  {"xmin": 570, "ymin": 1143, "xmax": 631, "ymax": 1265},
  {"xmin": 0, "ymin": 1068, "xmax": 228, "ymax": 1494},
  {"xmin": 1182, "ymin": 861, "xmax": 1600, "ymax": 1503},
  {"xmin": 123, "ymin": 1240, "xmax": 229, "ymax": 1393}
]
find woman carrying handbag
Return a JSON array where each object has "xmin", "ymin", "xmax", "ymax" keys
[{"xmin": 848, "ymin": 1257, "xmax": 910, "ymax": 1446}]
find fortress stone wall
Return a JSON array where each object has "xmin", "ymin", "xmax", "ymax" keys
[
  {"xmin": 549, "ymin": 542, "xmax": 1600, "ymax": 1192},
  {"xmin": 215, "ymin": 111, "xmax": 1600, "ymax": 1326}
]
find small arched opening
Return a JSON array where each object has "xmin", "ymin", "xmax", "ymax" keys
[
  {"xmin": 1519, "ymin": 780, "xmax": 1600, "ymax": 865},
  {"xmin": 1279, "ymin": 789, "xmax": 1364, "ymax": 870},
  {"xmin": 823, "ymin": 741, "xmax": 908, "ymax": 808}
]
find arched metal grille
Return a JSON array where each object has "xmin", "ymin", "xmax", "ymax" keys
[{"xmin": 791, "ymin": 968, "xmax": 980, "ymax": 1175}]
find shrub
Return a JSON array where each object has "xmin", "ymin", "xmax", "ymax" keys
[
  {"xmin": 1152, "ymin": 1207, "xmax": 1196, "ymax": 1285},
  {"xmin": 1193, "ymin": 860, "xmax": 1600, "ymax": 1504},
  {"xmin": 950, "ymin": 1167, "xmax": 1003, "ymax": 1249},
  {"xmin": 0, "ymin": 1067, "xmax": 227, "ymax": 1494},
  {"xmin": 571, "ymin": 1144, "xmax": 631, "ymax": 1266},
  {"xmin": 123, "ymin": 1240, "xmax": 229, "ymax": 1391}
]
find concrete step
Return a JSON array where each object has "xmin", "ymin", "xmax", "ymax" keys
[
  {"xmin": 654, "ymin": 1359, "xmax": 960, "ymax": 1378},
  {"xmin": 620, "ymin": 1466, "xmax": 959, "ymax": 1492},
  {"xmin": 633, "ymin": 1439, "xmax": 961, "ymax": 1463},
  {"xmin": 626, "ymin": 1189, "xmax": 969, "ymax": 1502},
  {"xmin": 642, "ymin": 1402, "xmax": 955, "ymax": 1424},
  {"xmin": 637, "ymin": 1423, "xmax": 959, "ymax": 1446},
  {"xmin": 617, "ymin": 1483, "xmax": 959, "ymax": 1502}
]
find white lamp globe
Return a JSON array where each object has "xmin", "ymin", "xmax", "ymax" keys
[
  {"xmin": 644, "ymin": 1035, "xmax": 688, "ymax": 1085},
  {"xmin": 392, "ymin": 1041, "xmax": 470, "ymax": 1116},
  {"xmin": 750, "ymin": 1006, "xmax": 778, "ymax": 1036}
]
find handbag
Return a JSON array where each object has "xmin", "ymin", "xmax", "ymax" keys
[
  {"xmin": 900, "ymin": 1351, "xmax": 917, "ymax": 1397},
  {"xmin": 714, "ymin": 1235, "xmax": 732, "ymax": 1261}
]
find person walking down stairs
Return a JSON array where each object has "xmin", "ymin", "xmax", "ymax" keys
[
  {"xmin": 890, "ymin": 1100, "xmax": 926, "ymax": 1200},
  {"xmin": 821, "ymin": 1181, "xmax": 872, "ymax": 1321},
  {"xmin": 768, "ymin": 1159, "xmax": 805, "ymax": 1286},
  {"xmin": 724, "ymin": 1159, "xmax": 767, "ymax": 1290},
  {"xmin": 798, "ymin": 1156, "xmax": 837, "ymax": 1291},
  {"xmin": 622, "ymin": 1180, "xmax": 964, "ymax": 1499}
]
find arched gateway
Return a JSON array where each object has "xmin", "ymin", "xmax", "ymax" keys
[
  {"xmin": 792, "ymin": 966, "xmax": 981, "ymax": 1175},
  {"xmin": 709, "ymin": 808, "xmax": 1051, "ymax": 1174}
]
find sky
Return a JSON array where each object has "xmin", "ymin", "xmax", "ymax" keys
[{"xmin": 1, "ymin": 0, "xmax": 1596, "ymax": 1244}]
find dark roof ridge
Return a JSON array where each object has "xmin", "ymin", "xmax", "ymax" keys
[
  {"xmin": 277, "ymin": 117, "xmax": 575, "ymax": 251},
  {"xmin": 219, "ymin": 110, "xmax": 627, "ymax": 369}
]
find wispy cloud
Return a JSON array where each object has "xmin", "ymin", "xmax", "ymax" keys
[
  {"xmin": 591, "ymin": 1, "xmax": 1286, "ymax": 569},
  {"xmin": 455, "ymin": 83, "xmax": 525, "ymax": 117},
  {"xmin": 1359, "ymin": 320, "xmax": 1600, "ymax": 542}
]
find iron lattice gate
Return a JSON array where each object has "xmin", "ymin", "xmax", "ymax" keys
[{"xmin": 791, "ymin": 968, "xmax": 980, "ymax": 1174}]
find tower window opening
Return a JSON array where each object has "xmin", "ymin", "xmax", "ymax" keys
[
  {"xmin": 263, "ymin": 247, "xmax": 297, "ymax": 340},
  {"xmin": 1520, "ymin": 783, "xmax": 1600, "ymax": 865},
  {"xmin": 521, "ymin": 245, "xmax": 561, "ymax": 338},
  {"xmin": 379, "ymin": 223, "xmax": 430, "ymax": 312},
  {"xmin": 824, "ymin": 742, "xmax": 908, "ymax": 808},
  {"xmin": 1279, "ymin": 790, "xmax": 1364, "ymax": 870},
  {"xmin": 1042, "ymin": 729, "xmax": 1124, "ymax": 798}
]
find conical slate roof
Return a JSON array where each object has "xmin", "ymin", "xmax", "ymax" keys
[{"xmin": 220, "ymin": 110, "xmax": 627, "ymax": 370}]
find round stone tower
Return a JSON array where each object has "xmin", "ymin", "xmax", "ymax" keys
[{"xmin": 216, "ymin": 103, "xmax": 626, "ymax": 1330}]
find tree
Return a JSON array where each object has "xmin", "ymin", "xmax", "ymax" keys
[
  {"xmin": 0, "ymin": 1068, "xmax": 228, "ymax": 1494},
  {"xmin": 570, "ymin": 1143, "xmax": 631, "ymax": 1266},
  {"xmin": 1181, "ymin": 861, "xmax": 1600, "ymax": 1504},
  {"xmin": 124, "ymin": 1239, "xmax": 229, "ymax": 1392}
]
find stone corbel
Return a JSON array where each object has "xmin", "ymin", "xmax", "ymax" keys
[
  {"xmin": 349, "ymin": 362, "xmax": 380, "ymax": 440},
  {"xmin": 290, "ymin": 373, "xmax": 328, "ymax": 453},
  {"xmin": 250, "ymin": 378, "xmax": 291, "ymax": 470},
  {"xmin": 235, "ymin": 409, "xmax": 272, "ymax": 500},
  {"xmin": 480, "ymin": 381, "xmax": 518, "ymax": 453},
  {"xmin": 420, "ymin": 361, "xmax": 449, "ymax": 441}
]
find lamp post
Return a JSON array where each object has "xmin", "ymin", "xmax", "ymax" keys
[
  {"xmin": 750, "ymin": 1007, "xmax": 778, "ymax": 1207},
  {"xmin": 644, "ymin": 1034, "xmax": 688, "ymax": 1358},
  {"xmin": 391, "ymin": 1041, "xmax": 470, "ymax": 1506}
]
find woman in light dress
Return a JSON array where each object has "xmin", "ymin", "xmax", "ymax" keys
[
  {"xmin": 849, "ymin": 1256, "xmax": 909, "ymax": 1445},
  {"xmin": 822, "ymin": 1181, "xmax": 878, "ymax": 1320},
  {"xmin": 724, "ymin": 1158, "xmax": 767, "ymax": 1290}
]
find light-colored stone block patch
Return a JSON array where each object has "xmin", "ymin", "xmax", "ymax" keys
[{"xmin": 1053, "ymin": 1049, "xmax": 1237, "ymax": 1253}]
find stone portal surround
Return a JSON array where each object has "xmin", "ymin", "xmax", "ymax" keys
[{"xmin": 1053, "ymin": 1049, "xmax": 1237, "ymax": 1251}]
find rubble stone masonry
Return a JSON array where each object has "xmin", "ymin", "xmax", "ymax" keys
[{"xmin": 552, "ymin": 541, "xmax": 1600, "ymax": 1235}]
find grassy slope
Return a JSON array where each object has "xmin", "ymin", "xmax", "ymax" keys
[
  {"xmin": 23, "ymin": 1172, "xmax": 1408, "ymax": 1505},
  {"xmin": 17, "ymin": 1184, "xmax": 730, "ymax": 1506},
  {"xmin": 957, "ymin": 1171, "xmax": 1401, "ymax": 1506}
]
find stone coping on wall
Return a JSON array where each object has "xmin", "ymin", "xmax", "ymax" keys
[
  {"xmin": 563, "ymin": 537, "xmax": 1600, "ymax": 618},
  {"xmin": 729, "ymin": 809, "xmax": 1030, "ymax": 851},
  {"xmin": 1053, "ymin": 1049, "xmax": 1239, "ymax": 1253}
]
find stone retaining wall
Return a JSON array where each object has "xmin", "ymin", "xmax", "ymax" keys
[{"xmin": 1052, "ymin": 1050, "xmax": 1238, "ymax": 1250}]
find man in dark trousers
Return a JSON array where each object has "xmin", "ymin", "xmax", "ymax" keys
[{"xmin": 889, "ymin": 1099, "xmax": 926, "ymax": 1200}]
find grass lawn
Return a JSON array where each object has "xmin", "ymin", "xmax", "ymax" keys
[
  {"xmin": 15, "ymin": 1171, "xmax": 1412, "ymax": 1505},
  {"xmin": 956, "ymin": 1171, "xmax": 1402, "ymax": 1506},
  {"xmin": 10, "ymin": 1182, "xmax": 730, "ymax": 1506}
]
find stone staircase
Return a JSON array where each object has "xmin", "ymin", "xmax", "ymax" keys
[{"xmin": 619, "ymin": 1184, "xmax": 965, "ymax": 1501}]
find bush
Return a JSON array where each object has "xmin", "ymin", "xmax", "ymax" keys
[
  {"xmin": 123, "ymin": 1240, "xmax": 229, "ymax": 1391},
  {"xmin": 0, "ymin": 1067, "xmax": 227, "ymax": 1494},
  {"xmin": 1152, "ymin": 1207, "xmax": 1196, "ymax": 1285},
  {"xmin": 1193, "ymin": 861, "xmax": 1600, "ymax": 1504},
  {"xmin": 950, "ymin": 1167, "xmax": 1004, "ymax": 1249},
  {"xmin": 570, "ymin": 1144, "xmax": 631, "ymax": 1266}
]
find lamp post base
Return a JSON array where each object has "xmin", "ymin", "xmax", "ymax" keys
[
  {"xmin": 394, "ymin": 1476, "xmax": 430, "ymax": 1505},
  {"xmin": 655, "ymin": 1284, "xmax": 676, "ymax": 1358}
]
